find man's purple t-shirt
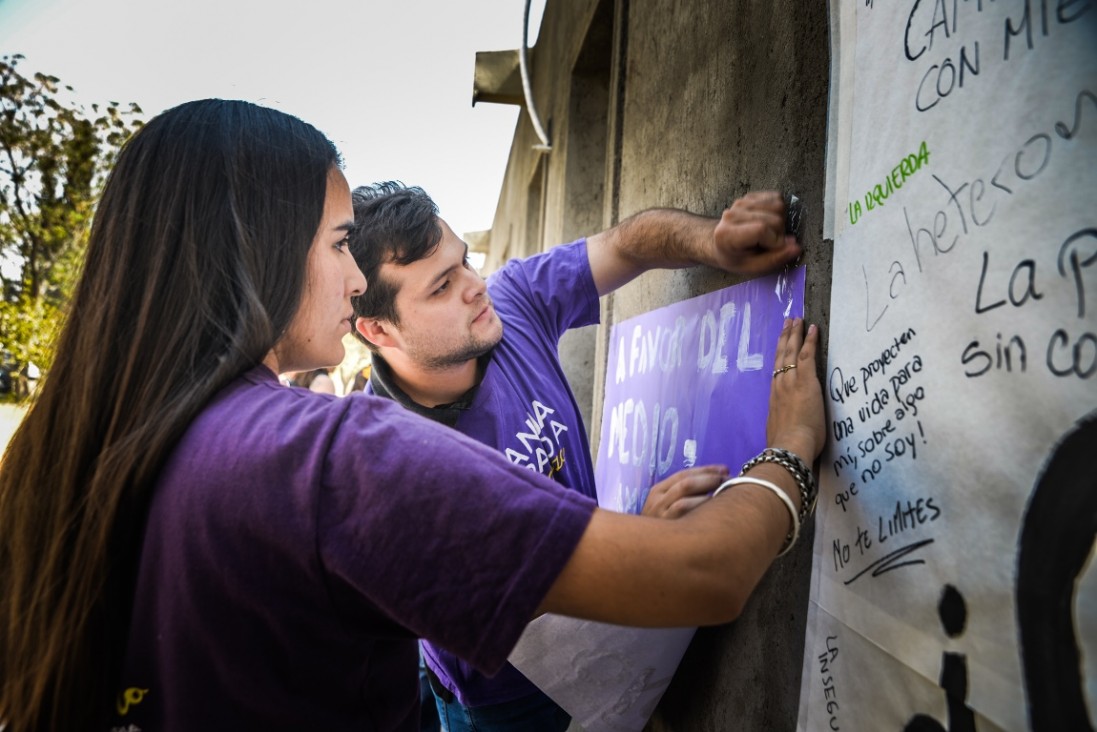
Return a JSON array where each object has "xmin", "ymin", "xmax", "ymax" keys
[
  {"xmin": 418, "ymin": 240, "xmax": 601, "ymax": 706},
  {"xmin": 109, "ymin": 366, "xmax": 595, "ymax": 730},
  {"xmin": 459, "ymin": 239, "xmax": 599, "ymax": 496}
]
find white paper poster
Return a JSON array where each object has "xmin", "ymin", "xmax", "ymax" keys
[
  {"xmin": 800, "ymin": 2, "xmax": 1097, "ymax": 731},
  {"xmin": 509, "ymin": 618, "xmax": 695, "ymax": 732}
]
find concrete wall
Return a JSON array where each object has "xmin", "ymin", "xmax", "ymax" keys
[{"xmin": 482, "ymin": 1, "xmax": 832, "ymax": 729}]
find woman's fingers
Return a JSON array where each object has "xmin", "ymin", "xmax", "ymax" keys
[
  {"xmin": 782, "ymin": 317, "xmax": 804, "ymax": 369},
  {"xmin": 799, "ymin": 322, "xmax": 818, "ymax": 366},
  {"xmin": 767, "ymin": 318, "xmax": 826, "ymax": 460},
  {"xmin": 641, "ymin": 465, "xmax": 728, "ymax": 518}
]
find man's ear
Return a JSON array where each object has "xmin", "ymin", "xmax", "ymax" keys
[{"xmin": 355, "ymin": 317, "xmax": 398, "ymax": 349}]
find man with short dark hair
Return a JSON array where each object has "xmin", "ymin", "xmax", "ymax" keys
[{"xmin": 348, "ymin": 181, "xmax": 800, "ymax": 732}]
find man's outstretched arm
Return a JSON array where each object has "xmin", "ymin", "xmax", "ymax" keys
[{"xmin": 586, "ymin": 190, "xmax": 801, "ymax": 296}]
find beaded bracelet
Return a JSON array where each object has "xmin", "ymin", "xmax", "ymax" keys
[
  {"xmin": 713, "ymin": 476, "xmax": 800, "ymax": 557},
  {"xmin": 740, "ymin": 447, "xmax": 818, "ymax": 530}
]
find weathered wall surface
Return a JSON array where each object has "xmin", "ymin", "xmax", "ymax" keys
[{"xmin": 482, "ymin": 1, "xmax": 832, "ymax": 729}]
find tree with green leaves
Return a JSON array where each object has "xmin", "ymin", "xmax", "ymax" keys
[{"xmin": 0, "ymin": 53, "xmax": 142, "ymax": 395}]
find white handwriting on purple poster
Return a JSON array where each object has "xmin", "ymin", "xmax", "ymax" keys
[{"xmin": 595, "ymin": 266, "xmax": 806, "ymax": 513}]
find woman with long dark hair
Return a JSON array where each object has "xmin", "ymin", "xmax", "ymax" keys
[{"xmin": 0, "ymin": 99, "xmax": 824, "ymax": 730}]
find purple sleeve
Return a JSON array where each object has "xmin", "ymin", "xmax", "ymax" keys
[
  {"xmin": 316, "ymin": 395, "xmax": 596, "ymax": 675},
  {"xmin": 487, "ymin": 239, "xmax": 600, "ymax": 342}
]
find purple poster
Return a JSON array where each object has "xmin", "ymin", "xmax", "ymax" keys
[{"xmin": 595, "ymin": 266, "xmax": 806, "ymax": 513}]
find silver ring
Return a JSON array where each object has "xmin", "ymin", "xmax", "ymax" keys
[{"xmin": 772, "ymin": 364, "xmax": 797, "ymax": 378}]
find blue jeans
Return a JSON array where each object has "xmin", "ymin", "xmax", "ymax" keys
[
  {"xmin": 432, "ymin": 685, "xmax": 571, "ymax": 732},
  {"xmin": 419, "ymin": 646, "xmax": 441, "ymax": 732}
]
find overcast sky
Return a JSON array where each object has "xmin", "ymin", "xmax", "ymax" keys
[{"xmin": 0, "ymin": 0, "xmax": 546, "ymax": 239}]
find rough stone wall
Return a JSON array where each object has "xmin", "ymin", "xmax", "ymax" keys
[{"xmin": 484, "ymin": 1, "xmax": 832, "ymax": 729}]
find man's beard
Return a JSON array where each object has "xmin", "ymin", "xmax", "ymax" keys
[
  {"xmin": 421, "ymin": 335, "xmax": 500, "ymax": 369},
  {"xmin": 414, "ymin": 318, "xmax": 504, "ymax": 370}
]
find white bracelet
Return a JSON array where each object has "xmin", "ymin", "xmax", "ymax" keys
[{"xmin": 713, "ymin": 476, "xmax": 800, "ymax": 557}]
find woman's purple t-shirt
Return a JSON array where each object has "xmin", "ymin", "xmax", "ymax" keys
[{"xmin": 109, "ymin": 366, "xmax": 595, "ymax": 730}]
